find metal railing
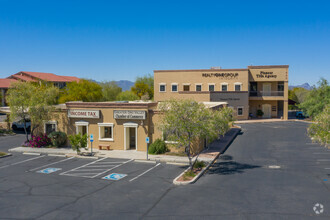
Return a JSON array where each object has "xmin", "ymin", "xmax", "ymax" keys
[{"xmin": 249, "ymin": 91, "xmax": 284, "ymax": 97}]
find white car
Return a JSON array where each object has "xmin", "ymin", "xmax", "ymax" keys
[{"xmin": 12, "ymin": 119, "xmax": 31, "ymax": 131}]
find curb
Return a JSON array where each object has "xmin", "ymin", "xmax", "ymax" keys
[
  {"xmin": 134, "ymin": 159, "xmax": 157, "ymax": 164},
  {"xmin": 0, "ymin": 153, "xmax": 12, "ymax": 159},
  {"xmin": 173, "ymin": 128, "xmax": 240, "ymax": 185}
]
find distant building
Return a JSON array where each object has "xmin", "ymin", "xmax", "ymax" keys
[{"xmin": 0, "ymin": 71, "xmax": 80, "ymax": 106}]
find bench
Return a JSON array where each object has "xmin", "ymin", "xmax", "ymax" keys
[{"xmin": 98, "ymin": 144, "xmax": 111, "ymax": 150}]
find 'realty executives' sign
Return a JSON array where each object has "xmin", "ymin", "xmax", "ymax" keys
[
  {"xmin": 113, "ymin": 110, "xmax": 146, "ymax": 120},
  {"xmin": 68, "ymin": 110, "xmax": 100, "ymax": 118}
]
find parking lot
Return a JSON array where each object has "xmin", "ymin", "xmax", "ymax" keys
[
  {"xmin": 0, "ymin": 152, "xmax": 185, "ymax": 219},
  {"xmin": 1, "ymin": 121, "xmax": 329, "ymax": 219}
]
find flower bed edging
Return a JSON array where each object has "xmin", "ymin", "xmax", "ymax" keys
[{"xmin": 173, "ymin": 159, "xmax": 216, "ymax": 185}]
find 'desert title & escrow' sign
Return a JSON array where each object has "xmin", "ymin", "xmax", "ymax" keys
[
  {"xmin": 68, "ymin": 110, "xmax": 100, "ymax": 118},
  {"xmin": 113, "ymin": 110, "xmax": 146, "ymax": 120}
]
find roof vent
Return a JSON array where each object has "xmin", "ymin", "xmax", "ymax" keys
[{"xmin": 211, "ymin": 66, "xmax": 221, "ymax": 69}]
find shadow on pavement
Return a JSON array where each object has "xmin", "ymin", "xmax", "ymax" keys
[{"xmin": 208, "ymin": 161, "xmax": 261, "ymax": 175}]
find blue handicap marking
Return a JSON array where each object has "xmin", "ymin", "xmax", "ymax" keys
[
  {"xmin": 37, "ymin": 168, "xmax": 62, "ymax": 174},
  {"xmin": 90, "ymin": 134, "xmax": 94, "ymax": 142},
  {"xmin": 102, "ymin": 173, "xmax": 127, "ymax": 181}
]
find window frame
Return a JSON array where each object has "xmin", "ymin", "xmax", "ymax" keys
[
  {"xmin": 221, "ymin": 82, "xmax": 228, "ymax": 91},
  {"xmin": 195, "ymin": 83, "xmax": 202, "ymax": 92},
  {"xmin": 44, "ymin": 121, "xmax": 57, "ymax": 134},
  {"xmin": 234, "ymin": 82, "xmax": 242, "ymax": 91},
  {"xmin": 237, "ymin": 106, "xmax": 244, "ymax": 116},
  {"xmin": 171, "ymin": 83, "xmax": 178, "ymax": 92},
  {"xmin": 159, "ymin": 83, "xmax": 166, "ymax": 92},
  {"xmin": 183, "ymin": 83, "xmax": 191, "ymax": 92},
  {"xmin": 98, "ymin": 123, "xmax": 114, "ymax": 141},
  {"xmin": 208, "ymin": 83, "xmax": 215, "ymax": 92}
]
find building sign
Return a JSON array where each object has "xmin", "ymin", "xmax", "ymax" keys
[
  {"xmin": 68, "ymin": 109, "xmax": 100, "ymax": 118},
  {"xmin": 114, "ymin": 110, "xmax": 146, "ymax": 120},
  {"xmin": 202, "ymin": 73, "xmax": 239, "ymax": 79},
  {"xmin": 256, "ymin": 71, "xmax": 277, "ymax": 79}
]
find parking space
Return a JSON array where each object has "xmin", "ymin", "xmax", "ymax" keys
[{"xmin": 0, "ymin": 153, "xmax": 184, "ymax": 183}]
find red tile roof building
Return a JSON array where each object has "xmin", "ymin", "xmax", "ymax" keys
[{"xmin": 1, "ymin": 71, "xmax": 80, "ymax": 106}]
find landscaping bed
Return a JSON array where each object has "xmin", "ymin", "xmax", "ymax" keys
[
  {"xmin": 174, "ymin": 160, "xmax": 208, "ymax": 184},
  {"xmin": 0, "ymin": 129, "xmax": 16, "ymax": 136}
]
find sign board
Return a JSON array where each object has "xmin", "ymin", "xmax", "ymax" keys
[
  {"xmin": 145, "ymin": 137, "xmax": 149, "ymax": 143},
  {"xmin": 37, "ymin": 168, "xmax": 62, "ymax": 174},
  {"xmin": 90, "ymin": 134, "xmax": 94, "ymax": 142},
  {"xmin": 102, "ymin": 173, "xmax": 127, "ymax": 181},
  {"xmin": 68, "ymin": 109, "xmax": 100, "ymax": 119},
  {"xmin": 113, "ymin": 110, "xmax": 146, "ymax": 120}
]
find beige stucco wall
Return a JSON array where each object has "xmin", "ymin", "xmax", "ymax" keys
[{"xmin": 154, "ymin": 69, "xmax": 249, "ymax": 102}]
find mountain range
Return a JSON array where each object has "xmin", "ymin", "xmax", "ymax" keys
[
  {"xmin": 115, "ymin": 80, "xmax": 134, "ymax": 91},
  {"xmin": 288, "ymin": 83, "xmax": 312, "ymax": 90}
]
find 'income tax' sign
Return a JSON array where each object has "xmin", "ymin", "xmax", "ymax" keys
[{"xmin": 68, "ymin": 110, "xmax": 100, "ymax": 119}]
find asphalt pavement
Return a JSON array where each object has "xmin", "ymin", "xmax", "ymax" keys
[{"xmin": 0, "ymin": 121, "xmax": 329, "ymax": 219}]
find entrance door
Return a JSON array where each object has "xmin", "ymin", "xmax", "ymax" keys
[
  {"xmin": 77, "ymin": 125, "xmax": 87, "ymax": 135},
  {"xmin": 263, "ymin": 83, "xmax": 271, "ymax": 96},
  {"xmin": 129, "ymin": 127, "xmax": 136, "ymax": 149},
  {"xmin": 124, "ymin": 123, "xmax": 138, "ymax": 150},
  {"xmin": 262, "ymin": 104, "xmax": 271, "ymax": 118}
]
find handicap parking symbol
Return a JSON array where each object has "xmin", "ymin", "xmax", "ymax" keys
[
  {"xmin": 37, "ymin": 168, "xmax": 62, "ymax": 174},
  {"xmin": 102, "ymin": 173, "xmax": 127, "ymax": 181}
]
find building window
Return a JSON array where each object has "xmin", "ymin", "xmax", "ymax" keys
[
  {"xmin": 221, "ymin": 84, "xmax": 228, "ymax": 91},
  {"xmin": 183, "ymin": 85, "xmax": 190, "ymax": 91},
  {"xmin": 171, "ymin": 84, "xmax": 178, "ymax": 92},
  {"xmin": 235, "ymin": 84, "xmax": 241, "ymax": 91},
  {"xmin": 98, "ymin": 123, "xmax": 114, "ymax": 141},
  {"xmin": 237, "ymin": 107, "xmax": 243, "ymax": 116},
  {"xmin": 159, "ymin": 84, "xmax": 166, "ymax": 92},
  {"xmin": 209, "ymin": 84, "xmax": 215, "ymax": 91},
  {"xmin": 196, "ymin": 84, "xmax": 202, "ymax": 91},
  {"xmin": 44, "ymin": 121, "xmax": 57, "ymax": 135},
  {"xmin": 278, "ymin": 82, "xmax": 284, "ymax": 91}
]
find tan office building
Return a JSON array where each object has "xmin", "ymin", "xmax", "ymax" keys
[{"xmin": 154, "ymin": 65, "xmax": 289, "ymax": 120}]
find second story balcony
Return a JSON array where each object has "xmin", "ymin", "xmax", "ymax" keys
[{"xmin": 249, "ymin": 91, "xmax": 284, "ymax": 97}]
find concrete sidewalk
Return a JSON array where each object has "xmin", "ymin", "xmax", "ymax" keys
[{"xmin": 8, "ymin": 128, "xmax": 241, "ymax": 165}]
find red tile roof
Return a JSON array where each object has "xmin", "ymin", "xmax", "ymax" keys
[
  {"xmin": 18, "ymin": 71, "xmax": 79, "ymax": 82},
  {"xmin": 8, "ymin": 74, "xmax": 37, "ymax": 82},
  {"xmin": 0, "ymin": 71, "xmax": 80, "ymax": 89},
  {"xmin": 0, "ymin": 79, "xmax": 17, "ymax": 89}
]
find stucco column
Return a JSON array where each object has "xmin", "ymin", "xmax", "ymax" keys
[
  {"xmin": 283, "ymin": 100, "xmax": 288, "ymax": 120},
  {"xmin": 1, "ymin": 89, "xmax": 5, "ymax": 106}
]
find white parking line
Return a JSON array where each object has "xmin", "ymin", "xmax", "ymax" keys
[
  {"xmin": 92, "ymin": 159, "xmax": 133, "ymax": 178},
  {"xmin": 129, "ymin": 163, "xmax": 161, "ymax": 182},
  {"xmin": 325, "ymin": 168, "xmax": 330, "ymax": 170},
  {"xmin": 306, "ymin": 143, "xmax": 318, "ymax": 145},
  {"xmin": 317, "ymin": 159, "xmax": 330, "ymax": 161},
  {"xmin": 29, "ymin": 157, "xmax": 74, "ymax": 171},
  {"xmin": 313, "ymin": 153, "xmax": 330, "ymax": 154},
  {"xmin": 0, "ymin": 155, "xmax": 46, "ymax": 169},
  {"xmin": 59, "ymin": 157, "xmax": 106, "ymax": 176}
]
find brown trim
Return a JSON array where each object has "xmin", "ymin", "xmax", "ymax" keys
[
  {"xmin": 178, "ymin": 91, "xmax": 249, "ymax": 94},
  {"xmin": 65, "ymin": 102, "xmax": 157, "ymax": 109},
  {"xmin": 154, "ymin": 68, "xmax": 248, "ymax": 73},
  {"xmin": 248, "ymin": 65, "xmax": 289, "ymax": 69}
]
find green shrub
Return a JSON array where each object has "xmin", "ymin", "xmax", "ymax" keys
[
  {"xmin": 48, "ymin": 131, "xmax": 67, "ymax": 147},
  {"xmin": 183, "ymin": 170, "xmax": 196, "ymax": 180},
  {"xmin": 193, "ymin": 160, "xmax": 206, "ymax": 169},
  {"xmin": 148, "ymin": 139, "xmax": 168, "ymax": 154},
  {"xmin": 68, "ymin": 133, "xmax": 88, "ymax": 153},
  {"xmin": 257, "ymin": 109, "xmax": 264, "ymax": 117}
]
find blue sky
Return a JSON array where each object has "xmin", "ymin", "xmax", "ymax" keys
[{"xmin": 0, "ymin": 0, "xmax": 329, "ymax": 86}]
